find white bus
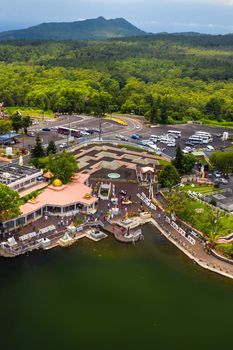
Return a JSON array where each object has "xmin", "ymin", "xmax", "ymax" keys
[
  {"xmin": 149, "ymin": 134, "xmax": 158, "ymax": 141},
  {"xmin": 148, "ymin": 144, "xmax": 161, "ymax": 155},
  {"xmin": 159, "ymin": 136, "xmax": 172, "ymax": 144},
  {"xmin": 194, "ymin": 131, "xmax": 213, "ymax": 142},
  {"xmin": 189, "ymin": 135, "xmax": 209, "ymax": 144},
  {"xmin": 168, "ymin": 130, "xmax": 181, "ymax": 138}
]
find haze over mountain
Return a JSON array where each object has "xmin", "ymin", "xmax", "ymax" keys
[{"xmin": 0, "ymin": 17, "xmax": 146, "ymax": 41}]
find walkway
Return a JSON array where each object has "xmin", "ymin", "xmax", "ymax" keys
[{"xmin": 152, "ymin": 195, "xmax": 233, "ymax": 279}]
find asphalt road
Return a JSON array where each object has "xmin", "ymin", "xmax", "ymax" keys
[{"xmin": 14, "ymin": 114, "xmax": 232, "ymax": 159}]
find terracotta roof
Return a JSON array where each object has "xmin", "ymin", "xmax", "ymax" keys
[
  {"xmin": 140, "ymin": 166, "xmax": 155, "ymax": 174},
  {"xmin": 20, "ymin": 174, "xmax": 97, "ymax": 216},
  {"xmin": 43, "ymin": 171, "xmax": 54, "ymax": 179}
]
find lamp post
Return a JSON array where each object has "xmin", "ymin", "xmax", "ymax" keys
[
  {"xmin": 67, "ymin": 115, "xmax": 71, "ymax": 147},
  {"xmin": 99, "ymin": 121, "xmax": 102, "ymax": 142}
]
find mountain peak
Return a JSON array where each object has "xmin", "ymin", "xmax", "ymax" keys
[{"xmin": 0, "ymin": 17, "xmax": 145, "ymax": 41}]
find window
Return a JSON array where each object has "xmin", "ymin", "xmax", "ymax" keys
[{"xmin": 16, "ymin": 217, "xmax": 26, "ymax": 227}]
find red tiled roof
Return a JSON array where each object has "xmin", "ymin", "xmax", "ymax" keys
[{"xmin": 20, "ymin": 174, "xmax": 97, "ymax": 216}]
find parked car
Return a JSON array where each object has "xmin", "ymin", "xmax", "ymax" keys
[
  {"xmin": 135, "ymin": 134, "xmax": 142, "ymax": 138},
  {"xmin": 59, "ymin": 143, "xmax": 67, "ymax": 150},
  {"xmin": 136, "ymin": 141, "xmax": 146, "ymax": 146},
  {"xmin": 42, "ymin": 127, "xmax": 51, "ymax": 132},
  {"xmin": 182, "ymin": 149, "xmax": 189, "ymax": 154},
  {"xmin": 116, "ymin": 135, "xmax": 128, "ymax": 141},
  {"xmin": 185, "ymin": 141, "xmax": 195, "ymax": 147},
  {"xmin": 206, "ymin": 145, "xmax": 215, "ymax": 151},
  {"xmin": 214, "ymin": 171, "xmax": 222, "ymax": 178},
  {"xmin": 27, "ymin": 132, "xmax": 35, "ymax": 137},
  {"xmin": 120, "ymin": 136, "xmax": 128, "ymax": 141},
  {"xmin": 218, "ymin": 178, "xmax": 228, "ymax": 184},
  {"xmin": 131, "ymin": 134, "xmax": 140, "ymax": 140}
]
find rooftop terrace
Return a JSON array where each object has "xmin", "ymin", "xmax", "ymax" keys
[{"xmin": 0, "ymin": 164, "xmax": 41, "ymax": 185}]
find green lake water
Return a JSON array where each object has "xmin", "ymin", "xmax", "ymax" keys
[{"xmin": 0, "ymin": 224, "xmax": 233, "ymax": 350}]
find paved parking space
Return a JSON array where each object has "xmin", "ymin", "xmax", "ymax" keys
[
  {"xmin": 12, "ymin": 114, "xmax": 232, "ymax": 160},
  {"xmin": 126, "ymin": 123, "xmax": 232, "ymax": 158}
]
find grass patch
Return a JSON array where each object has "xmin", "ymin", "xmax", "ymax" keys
[
  {"xmin": 166, "ymin": 192, "xmax": 233, "ymax": 238},
  {"xmin": 118, "ymin": 144, "xmax": 144, "ymax": 151},
  {"xmin": 215, "ymin": 243, "xmax": 233, "ymax": 258},
  {"xmin": 20, "ymin": 188, "xmax": 45, "ymax": 205},
  {"xmin": 224, "ymin": 145, "xmax": 233, "ymax": 152},
  {"xmin": 178, "ymin": 183, "xmax": 221, "ymax": 195},
  {"xmin": 158, "ymin": 159, "xmax": 170, "ymax": 167},
  {"xmin": 201, "ymin": 119, "xmax": 233, "ymax": 129},
  {"xmin": 5, "ymin": 107, "xmax": 54, "ymax": 119}
]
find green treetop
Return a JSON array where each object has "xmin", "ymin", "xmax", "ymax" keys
[
  {"xmin": 49, "ymin": 151, "xmax": 78, "ymax": 184},
  {"xmin": 10, "ymin": 112, "xmax": 32, "ymax": 134},
  {"xmin": 172, "ymin": 146, "xmax": 195, "ymax": 175},
  {"xmin": 0, "ymin": 119, "xmax": 12, "ymax": 135},
  {"xmin": 0, "ymin": 184, "xmax": 21, "ymax": 222},
  {"xmin": 210, "ymin": 151, "xmax": 233, "ymax": 176},
  {"xmin": 31, "ymin": 134, "xmax": 45, "ymax": 160},
  {"xmin": 172, "ymin": 145, "xmax": 184, "ymax": 173},
  {"xmin": 158, "ymin": 164, "xmax": 180, "ymax": 190},
  {"xmin": 46, "ymin": 140, "xmax": 57, "ymax": 156}
]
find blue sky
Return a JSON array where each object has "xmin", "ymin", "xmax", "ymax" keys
[{"xmin": 0, "ymin": 0, "xmax": 232, "ymax": 34}]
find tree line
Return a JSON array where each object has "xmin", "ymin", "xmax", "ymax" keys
[{"xmin": 0, "ymin": 37, "xmax": 233, "ymax": 123}]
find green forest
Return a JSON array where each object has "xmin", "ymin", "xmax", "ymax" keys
[{"xmin": 1, "ymin": 34, "xmax": 233, "ymax": 124}]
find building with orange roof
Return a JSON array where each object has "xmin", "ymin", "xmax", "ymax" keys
[
  {"xmin": 138, "ymin": 166, "xmax": 156, "ymax": 182},
  {"xmin": 2, "ymin": 174, "xmax": 98, "ymax": 231}
]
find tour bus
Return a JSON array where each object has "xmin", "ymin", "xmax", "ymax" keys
[
  {"xmin": 167, "ymin": 130, "xmax": 181, "ymax": 138},
  {"xmin": 149, "ymin": 135, "xmax": 158, "ymax": 141},
  {"xmin": 57, "ymin": 127, "xmax": 81, "ymax": 138},
  {"xmin": 189, "ymin": 135, "xmax": 209, "ymax": 144},
  {"xmin": 194, "ymin": 131, "xmax": 213, "ymax": 142},
  {"xmin": 148, "ymin": 144, "xmax": 162, "ymax": 155},
  {"xmin": 159, "ymin": 135, "xmax": 176, "ymax": 144}
]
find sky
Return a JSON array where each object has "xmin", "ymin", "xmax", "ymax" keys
[{"xmin": 0, "ymin": 0, "xmax": 233, "ymax": 34}]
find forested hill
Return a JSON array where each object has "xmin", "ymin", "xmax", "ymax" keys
[
  {"xmin": 0, "ymin": 17, "xmax": 145, "ymax": 41},
  {"xmin": 1, "ymin": 34, "xmax": 233, "ymax": 125}
]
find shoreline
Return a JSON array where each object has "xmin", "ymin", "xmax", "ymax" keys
[
  {"xmin": 150, "ymin": 218, "xmax": 233, "ymax": 281},
  {"xmin": 2, "ymin": 214, "xmax": 233, "ymax": 281}
]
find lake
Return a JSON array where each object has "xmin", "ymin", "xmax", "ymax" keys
[{"xmin": 0, "ymin": 224, "xmax": 232, "ymax": 350}]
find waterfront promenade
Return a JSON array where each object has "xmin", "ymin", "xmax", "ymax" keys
[
  {"xmin": 1, "ymin": 181, "xmax": 233, "ymax": 281},
  {"xmin": 149, "ymin": 198, "xmax": 233, "ymax": 280}
]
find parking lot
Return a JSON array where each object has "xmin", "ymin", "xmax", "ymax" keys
[
  {"xmin": 127, "ymin": 123, "xmax": 232, "ymax": 158},
  {"xmin": 13, "ymin": 114, "xmax": 233, "ymax": 159}
]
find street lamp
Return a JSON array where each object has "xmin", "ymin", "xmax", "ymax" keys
[{"xmin": 99, "ymin": 121, "xmax": 102, "ymax": 142}]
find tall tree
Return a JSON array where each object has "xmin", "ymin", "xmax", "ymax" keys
[
  {"xmin": 0, "ymin": 184, "xmax": 21, "ymax": 221},
  {"xmin": 172, "ymin": 145, "xmax": 184, "ymax": 173},
  {"xmin": 0, "ymin": 119, "xmax": 12, "ymax": 135},
  {"xmin": 158, "ymin": 164, "xmax": 180, "ymax": 190},
  {"xmin": 22, "ymin": 115, "xmax": 32, "ymax": 135},
  {"xmin": 210, "ymin": 151, "xmax": 233, "ymax": 176},
  {"xmin": 46, "ymin": 140, "xmax": 57, "ymax": 156},
  {"xmin": 166, "ymin": 192, "xmax": 186, "ymax": 217},
  {"xmin": 31, "ymin": 134, "xmax": 45, "ymax": 160},
  {"xmin": 10, "ymin": 111, "xmax": 23, "ymax": 133},
  {"xmin": 49, "ymin": 151, "xmax": 78, "ymax": 184},
  {"xmin": 205, "ymin": 98, "xmax": 223, "ymax": 119},
  {"xmin": 182, "ymin": 153, "xmax": 196, "ymax": 174}
]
